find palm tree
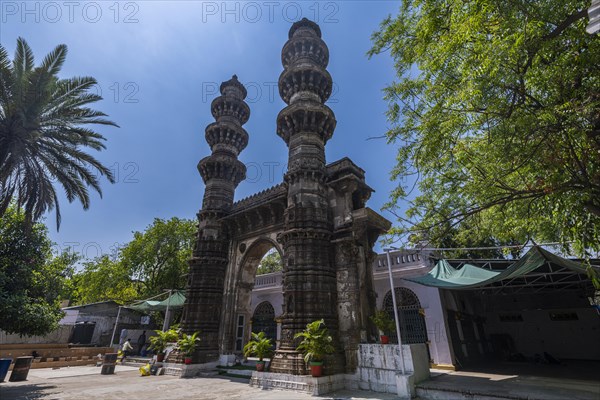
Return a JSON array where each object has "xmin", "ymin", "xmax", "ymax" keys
[{"xmin": 0, "ymin": 37, "xmax": 118, "ymax": 229}]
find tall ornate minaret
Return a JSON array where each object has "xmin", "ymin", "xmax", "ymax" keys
[
  {"xmin": 270, "ymin": 18, "xmax": 345, "ymax": 375},
  {"xmin": 180, "ymin": 75, "xmax": 249, "ymax": 363}
]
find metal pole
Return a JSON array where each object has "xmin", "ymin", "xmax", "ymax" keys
[
  {"xmin": 162, "ymin": 289, "xmax": 173, "ymax": 332},
  {"xmin": 385, "ymin": 248, "xmax": 406, "ymax": 375},
  {"xmin": 110, "ymin": 306, "xmax": 122, "ymax": 349}
]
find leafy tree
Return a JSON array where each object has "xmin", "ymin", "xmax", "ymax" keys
[
  {"xmin": 47, "ymin": 247, "xmax": 81, "ymax": 302},
  {"xmin": 119, "ymin": 217, "xmax": 196, "ymax": 298},
  {"xmin": 0, "ymin": 38, "xmax": 117, "ymax": 229},
  {"xmin": 0, "ymin": 206, "xmax": 74, "ymax": 336},
  {"xmin": 256, "ymin": 249, "xmax": 282, "ymax": 275},
  {"xmin": 369, "ymin": 1, "xmax": 600, "ymax": 258},
  {"xmin": 72, "ymin": 255, "xmax": 138, "ymax": 305},
  {"xmin": 70, "ymin": 217, "xmax": 195, "ymax": 305}
]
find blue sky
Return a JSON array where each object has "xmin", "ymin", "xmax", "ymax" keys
[{"xmin": 1, "ymin": 1, "xmax": 406, "ymax": 260}]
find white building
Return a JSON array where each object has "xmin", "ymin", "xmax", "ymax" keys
[{"xmin": 249, "ymin": 249, "xmax": 455, "ymax": 368}]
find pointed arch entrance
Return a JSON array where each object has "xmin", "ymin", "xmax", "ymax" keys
[
  {"xmin": 252, "ymin": 301, "xmax": 277, "ymax": 344},
  {"xmin": 219, "ymin": 235, "xmax": 283, "ymax": 355},
  {"xmin": 384, "ymin": 287, "xmax": 428, "ymax": 345}
]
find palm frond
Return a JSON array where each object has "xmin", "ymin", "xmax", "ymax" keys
[
  {"xmin": 40, "ymin": 44, "xmax": 67, "ymax": 76},
  {"xmin": 14, "ymin": 37, "xmax": 34, "ymax": 75},
  {"xmin": 0, "ymin": 38, "xmax": 118, "ymax": 229}
]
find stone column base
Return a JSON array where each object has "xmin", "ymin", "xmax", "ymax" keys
[
  {"xmin": 269, "ymin": 349, "xmax": 307, "ymax": 375},
  {"xmin": 162, "ymin": 361, "xmax": 219, "ymax": 378},
  {"xmin": 250, "ymin": 371, "xmax": 348, "ymax": 395}
]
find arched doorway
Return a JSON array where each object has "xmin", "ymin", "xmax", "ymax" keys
[
  {"xmin": 229, "ymin": 238, "xmax": 282, "ymax": 354},
  {"xmin": 252, "ymin": 301, "xmax": 277, "ymax": 344},
  {"xmin": 384, "ymin": 287, "xmax": 428, "ymax": 344}
]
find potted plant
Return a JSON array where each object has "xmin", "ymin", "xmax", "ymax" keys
[
  {"xmin": 370, "ymin": 310, "xmax": 396, "ymax": 344},
  {"xmin": 149, "ymin": 329, "xmax": 179, "ymax": 362},
  {"xmin": 177, "ymin": 332, "xmax": 200, "ymax": 365},
  {"xmin": 243, "ymin": 331, "xmax": 273, "ymax": 371},
  {"xmin": 294, "ymin": 319, "xmax": 335, "ymax": 377}
]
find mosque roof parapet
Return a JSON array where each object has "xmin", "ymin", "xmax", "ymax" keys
[{"xmin": 229, "ymin": 183, "xmax": 288, "ymax": 214}]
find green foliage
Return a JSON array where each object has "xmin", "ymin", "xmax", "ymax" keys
[
  {"xmin": 148, "ymin": 328, "xmax": 180, "ymax": 354},
  {"xmin": 243, "ymin": 331, "xmax": 274, "ymax": 361},
  {"xmin": 72, "ymin": 255, "xmax": 138, "ymax": 305},
  {"xmin": 177, "ymin": 331, "xmax": 201, "ymax": 356},
  {"xmin": 47, "ymin": 250, "xmax": 81, "ymax": 301},
  {"xmin": 256, "ymin": 249, "xmax": 282, "ymax": 276},
  {"xmin": 370, "ymin": 310, "xmax": 396, "ymax": 334},
  {"xmin": 0, "ymin": 206, "xmax": 75, "ymax": 336},
  {"xmin": 120, "ymin": 217, "xmax": 196, "ymax": 298},
  {"xmin": 163, "ymin": 328, "xmax": 180, "ymax": 342},
  {"xmin": 0, "ymin": 38, "xmax": 118, "ymax": 229},
  {"xmin": 369, "ymin": 1, "xmax": 600, "ymax": 259},
  {"xmin": 71, "ymin": 217, "xmax": 195, "ymax": 305},
  {"xmin": 294, "ymin": 319, "xmax": 336, "ymax": 364}
]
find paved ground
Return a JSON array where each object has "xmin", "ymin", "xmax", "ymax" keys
[
  {"xmin": 4, "ymin": 364, "xmax": 598, "ymax": 400},
  {"xmin": 0, "ymin": 366, "xmax": 400, "ymax": 400},
  {"xmin": 420, "ymin": 368, "xmax": 600, "ymax": 400}
]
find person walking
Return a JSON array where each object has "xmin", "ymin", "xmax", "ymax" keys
[
  {"xmin": 121, "ymin": 338, "xmax": 133, "ymax": 362},
  {"xmin": 137, "ymin": 330, "xmax": 147, "ymax": 355}
]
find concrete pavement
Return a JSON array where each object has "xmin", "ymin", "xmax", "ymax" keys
[{"xmin": 0, "ymin": 365, "xmax": 401, "ymax": 400}]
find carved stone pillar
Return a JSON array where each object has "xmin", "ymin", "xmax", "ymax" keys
[
  {"xmin": 180, "ymin": 76, "xmax": 250, "ymax": 363},
  {"xmin": 270, "ymin": 18, "xmax": 345, "ymax": 375}
]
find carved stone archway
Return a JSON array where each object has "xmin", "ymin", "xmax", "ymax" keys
[
  {"xmin": 219, "ymin": 235, "xmax": 283, "ymax": 355},
  {"xmin": 180, "ymin": 19, "xmax": 391, "ymax": 375}
]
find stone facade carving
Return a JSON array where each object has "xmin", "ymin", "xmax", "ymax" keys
[{"xmin": 180, "ymin": 19, "xmax": 390, "ymax": 374}]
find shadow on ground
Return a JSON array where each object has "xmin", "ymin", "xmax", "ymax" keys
[{"xmin": 0, "ymin": 383, "xmax": 58, "ymax": 400}]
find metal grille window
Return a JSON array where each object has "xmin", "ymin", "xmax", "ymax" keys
[
  {"xmin": 384, "ymin": 287, "xmax": 428, "ymax": 344},
  {"xmin": 252, "ymin": 301, "xmax": 277, "ymax": 344},
  {"xmin": 235, "ymin": 315, "xmax": 245, "ymax": 352}
]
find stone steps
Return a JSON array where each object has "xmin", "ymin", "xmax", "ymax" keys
[{"xmin": 120, "ymin": 357, "xmax": 153, "ymax": 368}]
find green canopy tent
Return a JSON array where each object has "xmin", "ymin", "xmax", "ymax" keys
[
  {"xmin": 406, "ymin": 246, "xmax": 595, "ymax": 293},
  {"xmin": 110, "ymin": 291, "xmax": 187, "ymax": 345},
  {"xmin": 127, "ymin": 290, "xmax": 186, "ymax": 331},
  {"xmin": 126, "ymin": 290, "xmax": 186, "ymax": 312}
]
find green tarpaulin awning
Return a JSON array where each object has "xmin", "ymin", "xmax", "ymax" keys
[
  {"xmin": 126, "ymin": 290, "xmax": 186, "ymax": 312},
  {"xmin": 406, "ymin": 246, "xmax": 590, "ymax": 289}
]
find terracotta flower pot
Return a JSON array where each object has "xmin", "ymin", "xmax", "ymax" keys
[
  {"xmin": 380, "ymin": 335, "xmax": 389, "ymax": 344},
  {"xmin": 256, "ymin": 361, "xmax": 265, "ymax": 371},
  {"xmin": 309, "ymin": 361, "xmax": 323, "ymax": 377},
  {"xmin": 184, "ymin": 357, "xmax": 192, "ymax": 365}
]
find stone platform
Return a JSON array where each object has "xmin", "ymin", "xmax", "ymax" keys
[
  {"xmin": 249, "ymin": 344, "xmax": 430, "ymax": 398},
  {"xmin": 250, "ymin": 371, "xmax": 348, "ymax": 395},
  {"xmin": 162, "ymin": 361, "xmax": 219, "ymax": 378}
]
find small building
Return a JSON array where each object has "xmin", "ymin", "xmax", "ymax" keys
[
  {"xmin": 249, "ymin": 246, "xmax": 599, "ymax": 371},
  {"xmin": 62, "ymin": 301, "xmax": 148, "ymax": 346},
  {"xmin": 250, "ymin": 248, "xmax": 454, "ymax": 368}
]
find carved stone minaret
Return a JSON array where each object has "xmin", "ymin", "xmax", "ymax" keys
[
  {"xmin": 270, "ymin": 18, "xmax": 345, "ymax": 375},
  {"xmin": 180, "ymin": 75, "xmax": 249, "ymax": 363}
]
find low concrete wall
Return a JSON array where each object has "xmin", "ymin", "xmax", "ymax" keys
[
  {"xmin": 247, "ymin": 344, "xmax": 430, "ymax": 397},
  {"xmin": 0, "ymin": 326, "xmax": 73, "ymax": 345},
  {"xmin": 353, "ymin": 343, "xmax": 430, "ymax": 395}
]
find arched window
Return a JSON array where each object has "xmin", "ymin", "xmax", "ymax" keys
[
  {"xmin": 383, "ymin": 287, "xmax": 428, "ymax": 344},
  {"xmin": 252, "ymin": 301, "xmax": 277, "ymax": 344}
]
